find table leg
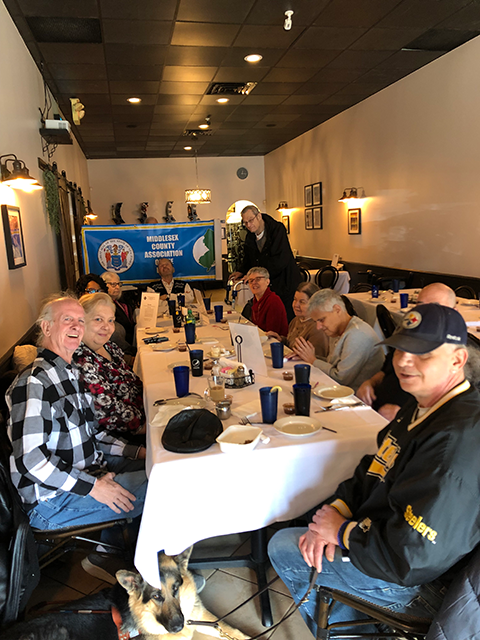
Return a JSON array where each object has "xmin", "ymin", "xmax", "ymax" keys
[{"xmin": 188, "ymin": 527, "xmax": 273, "ymax": 627}]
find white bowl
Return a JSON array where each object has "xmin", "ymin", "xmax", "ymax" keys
[{"xmin": 216, "ymin": 425, "xmax": 265, "ymax": 453}]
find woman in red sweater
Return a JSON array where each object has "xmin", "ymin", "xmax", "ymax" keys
[{"xmin": 246, "ymin": 267, "xmax": 289, "ymax": 336}]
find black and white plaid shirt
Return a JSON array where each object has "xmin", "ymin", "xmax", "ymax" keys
[{"xmin": 7, "ymin": 348, "xmax": 137, "ymax": 509}]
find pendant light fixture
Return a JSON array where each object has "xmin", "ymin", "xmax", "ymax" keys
[{"xmin": 185, "ymin": 150, "xmax": 211, "ymax": 204}]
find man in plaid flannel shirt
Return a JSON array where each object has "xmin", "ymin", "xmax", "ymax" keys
[{"xmin": 7, "ymin": 296, "xmax": 147, "ymax": 552}]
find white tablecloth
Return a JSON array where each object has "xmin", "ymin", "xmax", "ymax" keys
[{"xmin": 134, "ymin": 306, "xmax": 387, "ymax": 587}]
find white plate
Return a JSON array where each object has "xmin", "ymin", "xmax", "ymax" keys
[
  {"xmin": 167, "ymin": 360, "xmax": 190, "ymax": 370},
  {"xmin": 196, "ymin": 337, "xmax": 220, "ymax": 345},
  {"xmin": 208, "ymin": 348, "xmax": 235, "ymax": 358},
  {"xmin": 152, "ymin": 342, "xmax": 176, "ymax": 352},
  {"xmin": 144, "ymin": 327, "xmax": 167, "ymax": 335},
  {"xmin": 262, "ymin": 344, "xmax": 294, "ymax": 358},
  {"xmin": 273, "ymin": 416, "xmax": 323, "ymax": 437},
  {"xmin": 314, "ymin": 385, "xmax": 354, "ymax": 400}
]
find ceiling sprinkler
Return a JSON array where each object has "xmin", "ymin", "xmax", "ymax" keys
[{"xmin": 284, "ymin": 10, "xmax": 294, "ymax": 31}]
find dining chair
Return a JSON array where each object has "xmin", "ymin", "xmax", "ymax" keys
[
  {"xmin": 455, "ymin": 285, "xmax": 477, "ymax": 299},
  {"xmin": 315, "ymin": 266, "xmax": 339, "ymax": 290},
  {"xmin": 352, "ymin": 283, "xmax": 372, "ymax": 293},
  {"xmin": 376, "ymin": 304, "xmax": 397, "ymax": 339}
]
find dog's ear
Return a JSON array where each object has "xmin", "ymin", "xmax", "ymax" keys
[
  {"xmin": 172, "ymin": 545, "xmax": 193, "ymax": 571},
  {"xmin": 116, "ymin": 570, "xmax": 145, "ymax": 594}
]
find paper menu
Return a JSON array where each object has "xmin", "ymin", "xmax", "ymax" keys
[
  {"xmin": 228, "ymin": 322, "xmax": 267, "ymax": 377},
  {"xmin": 138, "ymin": 292, "xmax": 160, "ymax": 328}
]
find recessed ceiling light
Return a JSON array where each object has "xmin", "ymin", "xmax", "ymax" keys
[
  {"xmin": 216, "ymin": 97, "xmax": 229, "ymax": 103},
  {"xmin": 244, "ymin": 54, "xmax": 263, "ymax": 63},
  {"xmin": 184, "ymin": 146, "xmax": 192, "ymax": 150},
  {"xmin": 127, "ymin": 97, "xmax": 141, "ymax": 104},
  {"xmin": 198, "ymin": 123, "xmax": 209, "ymax": 129}
]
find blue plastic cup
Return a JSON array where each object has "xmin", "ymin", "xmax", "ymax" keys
[
  {"xmin": 177, "ymin": 293, "xmax": 185, "ymax": 307},
  {"xmin": 293, "ymin": 383, "xmax": 311, "ymax": 416},
  {"xmin": 400, "ymin": 292, "xmax": 409, "ymax": 309},
  {"xmin": 203, "ymin": 297, "xmax": 211, "ymax": 311},
  {"xmin": 392, "ymin": 279, "xmax": 399, "ymax": 293},
  {"xmin": 259, "ymin": 387, "xmax": 278, "ymax": 424},
  {"xmin": 168, "ymin": 299, "xmax": 176, "ymax": 316},
  {"xmin": 270, "ymin": 342, "xmax": 284, "ymax": 368},
  {"xmin": 190, "ymin": 349, "xmax": 203, "ymax": 377},
  {"xmin": 184, "ymin": 322, "xmax": 196, "ymax": 344},
  {"xmin": 214, "ymin": 305, "xmax": 223, "ymax": 322},
  {"xmin": 371, "ymin": 285, "xmax": 379, "ymax": 299},
  {"xmin": 173, "ymin": 365, "xmax": 190, "ymax": 397},
  {"xmin": 294, "ymin": 364, "xmax": 310, "ymax": 384}
]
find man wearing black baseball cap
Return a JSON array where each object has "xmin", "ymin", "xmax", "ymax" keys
[{"xmin": 269, "ymin": 303, "xmax": 480, "ymax": 636}]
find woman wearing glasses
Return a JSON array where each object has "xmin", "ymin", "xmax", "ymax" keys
[
  {"xmin": 230, "ymin": 205, "xmax": 302, "ymax": 322},
  {"xmin": 75, "ymin": 273, "xmax": 108, "ymax": 297},
  {"xmin": 246, "ymin": 267, "xmax": 289, "ymax": 336}
]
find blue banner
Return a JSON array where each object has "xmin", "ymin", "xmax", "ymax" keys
[{"xmin": 81, "ymin": 221, "xmax": 217, "ymax": 284}]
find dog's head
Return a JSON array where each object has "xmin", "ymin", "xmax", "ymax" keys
[{"xmin": 116, "ymin": 547, "xmax": 196, "ymax": 636}]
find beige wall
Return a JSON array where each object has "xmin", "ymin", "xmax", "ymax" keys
[
  {"xmin": 265, "ymin": 36, "xmax": 480, "ymax": 279},
  {"xmin": 87, "ymin": 156, "xmax": 265, "ymax": 225},
  {"xmin": 0, "ymin": 3, "xmax": 90, "ymax": 356}
]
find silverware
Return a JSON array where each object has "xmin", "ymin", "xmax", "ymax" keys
[
  {"xmin": 154, "ymin": 392, "xmax": 202, "ymax": 406},
  {"xmin": 314, "ymin": 402, "xmax": 365, "ymax": 412}
]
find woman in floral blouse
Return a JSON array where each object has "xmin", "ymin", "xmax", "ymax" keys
[{"xmin": 74, "ymin": 292, "xmax": 145, "ymax": 442}]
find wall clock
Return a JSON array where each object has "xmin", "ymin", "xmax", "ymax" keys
[{"xmin": 236, "ymin": 167, "xmax": 248, "ymax": 180}]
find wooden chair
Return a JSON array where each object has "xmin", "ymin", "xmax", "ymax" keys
[
  {"xmin": 455, "ymin": 285, "xmax": 477, "ymax": 299},
  {"xmin": 316, "ymin": 266, "xmax": 339, "ymax": 290}
]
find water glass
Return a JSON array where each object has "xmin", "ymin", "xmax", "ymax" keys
[
  {"xmin": 293, "ymin": 383, "xmax": 311, "ymax": 416},
  {"xmin": 203, "ymin": 297, "xmax": 211, "ymax": 311},
  {"xmin": 173, "ymin": 365, "xmax": 189, "ymax": 397},
  {"xmin": 259, "ymin": 387, "xmax": 278, "ymax": 424},
  {"xmin": 371, "ymin": 285, "xmax": 379, "ymax": 299},
  {"xmin": 184, "ymin": 322, "xmax": 196, "ymax": 344},
  {"xmin": 190, "ymin": 349, "xmax": 203, "ymax": 377},
  {"xmin": 214, "ymin": 305, "xmax": 223, "ymax": 322},
  {"xmin": 270, "ymin": 342, "xmax": 284, "ymax": 368},
  {"xmin": 177, "ymin": 293, "xmax": 185, "ymax": 307},
  {"xmin": 168, "ymin": 299, "xmax": 177, "ymax": 316},
  {"xmin": 400, "ymin": 292, "xmax": 409, "ymax": 309},
  {"xmin": 205, "ymin": 375, "xmax": 225, "ymax": 403},
  {"xmin": 294, "ymin": 364, "xmax": 310, "ymax": 384}
]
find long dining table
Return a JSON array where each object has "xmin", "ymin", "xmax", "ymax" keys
[{"xmin": 133, "ymin": 304, "xmax": 388, "ymax": 612}]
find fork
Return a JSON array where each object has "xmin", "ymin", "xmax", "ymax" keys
[{"xmin": 239, "ymin": 416, "xmax": 252, "ymax": 425}]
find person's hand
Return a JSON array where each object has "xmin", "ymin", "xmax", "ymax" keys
[
  {"xmin": 229, "ymin": 271, "xmax": 244, "ymax": 283},
  {"xmin": 378, "ymin": 403, "xmax": 401, "ymax": 422},
  {"xmin": 90, "ymin": 472, "xmax": 137, "ymax": 514},
  {"xmin": 299, "ymin": 529, "xmax": 337, "ymax": 572},
  {"xmin": 309, "ymin": 505, "xmax": 346, "ymax": 546},
  {"xmin": 160, "ymin": 294, "xmax": 168, "ymax": 300},
  {"xmin": 356, "ymin": 379, "xmax": 377, "ymax": 405},
  {"xmin": 266, "ymin": 331, "xmax": 282, "ymax": 341},
  {"xmin": 293, "ymin": 336, "xmax": 316, "ymax": 364},
  {"xmin": 137, "ymin": 446, "xmax": 147, "ymax": 460}
]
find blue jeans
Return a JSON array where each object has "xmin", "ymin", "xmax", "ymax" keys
[
  {"xmin": 268, "ymin": 528, "xmax": 447, "ymax": 637},
  {"xmin": 28, "ymin": 456, "xmax": 147, "ymax": 547}
]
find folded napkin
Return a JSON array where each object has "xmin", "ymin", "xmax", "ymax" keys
[
  {"xmin": 231, "ymin": 399, "xmax": 262, "ymax": 423},
  {"xmin": 151, "ymin": 404, "xmax": 197, "ymax": 428}
]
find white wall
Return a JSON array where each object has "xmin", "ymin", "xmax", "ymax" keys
[
  {"xmin": 0, "ymin": 3, "xmax": 90, "ymax": 356},
  {"xmin": 87, "ymin": 156, "xmax": 265, "ymax": 225},
  {"xmin": 265, "ymin": 36, "xmax": 480, "ymax": 279}
]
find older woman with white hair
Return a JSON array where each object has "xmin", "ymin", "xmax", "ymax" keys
[
  {"xmin": 246, "ymin": 266, "xmax": 288, "ymax": 336},
  {"xmin": 73, "ymin": 292, "xmax": 145, "ymax": 443},
  {"xmin": 294, "ymin": 289, "xmax": 384, "ymax": 391}
]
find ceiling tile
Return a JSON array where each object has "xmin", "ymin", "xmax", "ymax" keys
[
  {"xmin": 253, "ymin": 82, "xmax": 303, "ymax": 95},
  {"xmin": 109, "ymin": 81, "xmax": 160, "ymax": 94},
  {"xmin": 171, "ymin": 22, "xmax": 240, "ymax": 47},
  {"xmin": 212, "ymin": 66, "xmax": 268, "ymax": 82},
  {"xmin": 166, "ymin": 46, "xmax": 228, "ymax": 66},
  {"xmin": 276, "ymin": 49, "xmax": 339, "ymax": 67},
  {"xmin": 261, "ymin": 67, "xmax": 318, "ymax": 83},
  {"xmin": 156, "ymin": 94, "xmax": 202, "ymax": 105},
  {"xmin": 294, "ymin": 26, "xmax": 368, "ymax": 49},
  {"xmin": 246, "ymin": 0, "xmax": 329, "ymax": 25},
  {"xmin": 38, "ymin": 43, "xmax": 104, "ymax": 63},
  {"xmin": 163, "ymin": 66, "xmax": 218, "ymax": 82},
  {"xmin": 16, "ymin": 0, "xmax": 99, "ymax": 17},
  {"xmin": 49, "ymin": 63, "xmax": 107, "ymax": 80},
  {"xmin": 159, "ymin": 81, "xmax": 209, "ymax": 94},
  {"xmin": 325, "ymin": 49, "xmax": 394, "ymax": 69},
  {"xmin": 293, "ymin": 82, "xmax": 345, "ymax": 98},
  {"xmin": 177, "ymin": 0, "xmax": 255, "ymax": 23},
  {"xmin": 282, "ymin": 95, "xmax": 324, "ymax": 105},
  {"xmin": 313, "ymin": 0, "xmax": 403, "ymax": 28},
  {"xmin": 377, "ymin": 0, "xmax": 472, "ymax": 29},
  {"xmin": 240, "ymin": 95, "xmax": 288, "ymax": 105},
  {"xmin": 61, "ymin": 93, "xmax": 111, "ymax": 106},
  {"xmin": 233, "ymin": 25, "xmax": 304, "ymax": 48},
  {"xmin": 103, "ymin": 20, "xmax": 172, "ymax": 45},
  {"xmin": 107, "ymin": 65, "xmax": 164, "ymax": 81},
  {"xmin": 56, "ymin": 79, "xmax": 109, "ymax": 93},
  {"xmin": 154, "ymin": 105, "xmax": 198, "ymax": 114},
  {"xmin": 436, "ymin": 1, "xmax": 480, "ymax": 29},
  {"xmin": 198, "ymin": 95, "xmax": 245, "ymax": 106},
  {"xmin": 310, "ymin": 67, "xmax": 365, "ymax": 83},
  {"xmin": 349, "ymin": 27, "xmax": 426, "ymax": 50},
  {"xmin": 375, "ymin": 49, "xmax": 444, "ymax": 70},
  {"xmin": 100, "ymin": 0, "xmax": 177, "ymax": 21},
  {"xmin": 220, "ymin": 48, "xmax": 285, "ymax": 66},
  {"xmin": 105, "ymin": 45, "xmax": 167, "ymax": 66}
]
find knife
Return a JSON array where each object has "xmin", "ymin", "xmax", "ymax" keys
[{"xmin": 315, "ymin": 402, "xmax": 365, "ymax": 412}]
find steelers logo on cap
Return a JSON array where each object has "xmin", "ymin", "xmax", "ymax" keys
[{"xmin": 403, "ymin": 310, "xmax": 422, "ymax": 329}]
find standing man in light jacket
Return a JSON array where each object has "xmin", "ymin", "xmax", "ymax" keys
[
  {"xmin": 230, "ymin": 205, "xmax": 302, "ymax": 322},
  {"xmin": 269, "ymin": 303, "xmax": 480, "ymax": 637}
]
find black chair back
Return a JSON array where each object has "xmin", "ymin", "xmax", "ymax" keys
[
  {"xmin": 299, "ymin": 267, "xmax": 310, "ymax": 282},
  {"xmin": 455, "ymin": 285, "xmax": 477, "ymax": 299},
  {"xmin": 352, "ymin": 283, "xmax": 372, "ymax": 293},
  {"xmin": 315, "ymin": 266, "xmax": 339, "ymax": 290},
  {"xmin": 341, "ymin": 295, "xmax": 358, "ymax": 317},
  {"xmin": 377, "ymin": 304, "xmax": 397, "ymax": 339}
]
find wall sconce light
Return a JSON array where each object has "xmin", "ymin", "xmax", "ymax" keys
[
  {"xmin": 0, "ymin": 154, "xmax": 43, "ymax": 192},
  {"xmin": 84, "ymin": 199, "xmax": 98, "ymax": 225},
  {"xmin": 276, "ymin": 201, "xmax": 289, "ymax": 212},
  {"xmin": 185, "ymin": 151, "xmax": 211, "ymax": 204},
  {"xmin": 338, "ymin": 187, "xmax": 366, "ymax": 203}
]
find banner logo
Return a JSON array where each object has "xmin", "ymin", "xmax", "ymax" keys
[
  {"xmin": 98, "ymin": 238, "xmax": 134, "ymax": 273},
  {"xmin": 193, "ymin": 228, "xmax": 215, "ymax": 270}
]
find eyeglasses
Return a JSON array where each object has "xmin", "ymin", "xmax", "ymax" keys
[
  {"xmin": 242, "ymin": 214, "xmax": 258, "ymax": 227},
  {"xmin": 107, "ymin": 282, "xmax": 122, "ymax": 288},
  {"xmin": 85, "ymin": 288, "xmax": 101, "ymax": 294},
  {"xmin": 246, "ymin": 276, "xmax": 266, "ymax": 285}
]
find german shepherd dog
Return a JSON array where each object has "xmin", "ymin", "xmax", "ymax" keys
[{"xmin": 3, "ymin": 547, "xmax": 249, "ymax": 640}]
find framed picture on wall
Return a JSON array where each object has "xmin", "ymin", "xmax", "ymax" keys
[
  {"xmin": 313, "ymin": 207, "xmax": 323, "ymax": 229},
  {"xmin": 312, "ymin": 182, "xmax": 322, "ymax": 206},
  {"xmin": 282, "ymin": 215, "xmax": 290, "ymax": 234},
  {"xmin": 305, "ymin": 208, "xmax": 313, "ymax": 230},
  {"xmin": 304, "ymin": 184, "xmax": 313, "ymax": 207},
  {"xmin": 348, "ymin": 208, "xmax": 361, "ymax": 235},
  {"xmin": 1, "ymin": 204, "xmax": 26, "ymax": 269}
]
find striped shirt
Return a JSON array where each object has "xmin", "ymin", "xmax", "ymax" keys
[{"xmin": 7, "ymin": 349, "xmax": 137, "ymax": 509}]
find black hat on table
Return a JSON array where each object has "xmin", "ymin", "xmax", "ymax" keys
[
  {"xmin": 162, "ymin": 408, "xmax": 223, "ymax": 453},
  {"xmin": 379, "ymin": 303, "xmax": 467, "ymax": 355}
]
